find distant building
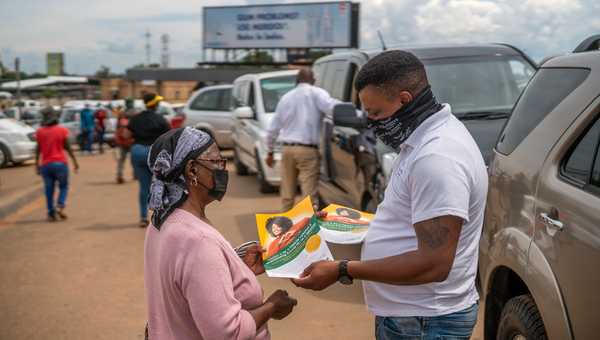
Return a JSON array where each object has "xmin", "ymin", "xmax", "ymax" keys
[
  {"xmin": 0, "ymin": 76, "xmax": 98, "ymax": 101},
  {"xmin": 47, "ymin": 53, "xmax": 65, "ymax": 76},
  {"xmin": 100, "ymin": 66, "xmax": 283, "ymax": 103}
]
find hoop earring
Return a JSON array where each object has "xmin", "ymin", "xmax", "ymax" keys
[{"xmin": 191, "ymin": 177, "xmax": 198, "ymax": 186}]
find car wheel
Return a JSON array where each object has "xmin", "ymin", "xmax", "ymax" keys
[
  {"xmin": 234, "ymin": 147, "xmax": 249, "ymax": 176},
  {"xmin": 0, "ymin": 144, "xmax": 10, "ymax": 168},
  {"xmin": 255, "ymin": 152, "xmax": 277, "ymax": 194},
  {"xmin": 497, "ymin": 294, "xmax": 548, "ymax": 340}
]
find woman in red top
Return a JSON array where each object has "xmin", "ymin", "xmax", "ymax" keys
[{"xmin": 35, "ymin": 107, "xmax": 79, "ymax": 221}]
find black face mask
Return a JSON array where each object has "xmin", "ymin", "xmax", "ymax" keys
[
  {"xmin": 197, "ymin": 163, "xmax": 229, "ymax": 201},
  {"xmin": 367, "ymin": 86, "xmax": 442, "ymax": 150},
  {"xmin": 208, "ymin": 168, "xmax": 229, "ymax": 201}
]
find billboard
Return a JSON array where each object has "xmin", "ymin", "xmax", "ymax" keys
[
  {"xmin": 47, "ymin": 53, "xmax": 64, "ymax": 76},
  {"xmin": 203, "ymin": 2, "xmax": 359, "ymax": 49}
]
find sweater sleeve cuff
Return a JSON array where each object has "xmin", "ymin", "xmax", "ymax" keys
[{"xmin": 238, "ymin": 309, "xmax": 258, "ymax": 340}]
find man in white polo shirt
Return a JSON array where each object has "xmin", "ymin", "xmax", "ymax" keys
[{"xmin": 293, "ymin": 50, "xmax": 488, "ymax": 339}]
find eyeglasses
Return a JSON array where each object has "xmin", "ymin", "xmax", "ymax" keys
[{"xmin": 197, "ymin": 158, "xmax": 227, "ymax": 170}]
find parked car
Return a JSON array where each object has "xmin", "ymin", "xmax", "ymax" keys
[
  {"xmin": 182, "ymin": 84, "xmax": 234, "ymax": 148},
  {"xmin": 0, "ymin": 118, "xmax": 36, "ymax": 167},
  {"xmin": 479, "ymin": 39, "xmax": 600, "ymax": 340},
  {"xmin": 3, "ymin": 106, "xmax": 43, "ymax": 126},
  {"xmin": 315, "ymin": 44, "xmax": 536, "ymax": 211},
  {"xmin": 231, "ymin": 70, "xmax": 299, "ymax": 193},
  {"xmin": 59, "ymin": 102, "xmax": 117, "ymax": 148}
]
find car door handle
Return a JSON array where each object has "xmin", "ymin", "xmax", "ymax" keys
[{"xmin": 540, "ymin": 212, "xmax": 564, "ymax": 231}]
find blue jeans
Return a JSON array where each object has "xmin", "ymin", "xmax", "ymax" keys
[
  {"xmin": 131, "ymin": 144, "xmax": 152, "ymax": 220},
  {"xmin": 375, "ymin": 303, "xmax": 479, "ymax": 340},
  {"xmin": 40, "ymin": 162, "xmax": 69, "ymax": 216},
  {"xmin": 82, "ymin": 128, "xmax": 94, "ymax": 152}
]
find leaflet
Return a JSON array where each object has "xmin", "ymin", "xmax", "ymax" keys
[
  {"xmin": 255, "ymin": 197, "xmax": 374, "ymax": 278},
  {"xmin": 256, "ymin": 196, "xmax": 333, "ymax": 278},
  {"xmin": 318, "ymin": 204, "xmax": 374, "ymax": 244}
]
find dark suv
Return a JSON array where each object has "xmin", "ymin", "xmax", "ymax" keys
[{"xmin": 314, "ymin": 44, "xmax": 536, "ymax": 211}]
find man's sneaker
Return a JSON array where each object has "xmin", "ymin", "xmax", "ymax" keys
[
  {"xmin": 48, "ymin": 213, "xmax": 57, "ymax": 222},
  {"xmin": 139, "ymin": 219, "xmax": 149, "ymax": 228},
  {"xmin": 117, "ymin": 177, "xmax": 125, "ymax": 184},
  {"xmin": 57, "ymin": 207, "xmax": 67, "ymax": 220}
]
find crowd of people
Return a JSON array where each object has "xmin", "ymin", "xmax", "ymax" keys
[
  {"xmin": 34, "ymin": 50, "xmax": 487, "ymax": 340},
  {"xmin": 34, "ymin": 93, "xmax": 171, "ymax": 226}
]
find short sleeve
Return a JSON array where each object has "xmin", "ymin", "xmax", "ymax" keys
[
  {"xmin": 408, "ymin": 154, "xmax": 470, "ymax": 224},
  {"xmin": 181, "ymin": 238, "xmax": 257, "ymax": 340}
]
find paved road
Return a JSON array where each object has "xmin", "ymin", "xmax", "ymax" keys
[{"xmin": 0, "ymin": 151, "xmax": 482, "ymax": 339}]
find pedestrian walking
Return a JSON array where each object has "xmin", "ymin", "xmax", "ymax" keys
[
  {"xmin": 94, "ymin": 103, "xmax": 108, "ymax": 154},
  {"xmin": 145, "ymin": 127, "xmax": 297, "ymax": 340},
  {"xmin": 79, "ymin": 103, "xmax": 95, "ymax": 154},
  {"xmin": 265, "ymin": 68, "xmax": 340, "ymax": 211},
  {"xmin": 292, "ymin": 50, "xmax": 488, "ymax": 340},
  {"xmin": 35, "ymin": 107, "xmax": 79, "ymax": 221},
  {"xmin": 114, "ymin": 104, "xmax": 134, "ymax": 184},
  {"xmin": 126, "ymin": 93, "xmax": 170, "ymax": 227}
]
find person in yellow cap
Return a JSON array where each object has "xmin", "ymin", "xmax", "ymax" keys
[{"xmin": 126, "ymin": 93, "xmax": 171, "ymax": 227}]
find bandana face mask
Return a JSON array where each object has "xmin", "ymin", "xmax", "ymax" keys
[{"xmin": 366, "ymin": 86, "xmax": 442, "ymax": 150}]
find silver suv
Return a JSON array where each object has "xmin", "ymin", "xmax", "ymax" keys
[
  {"xmin": 480, "ymin": 38, "xmax": 600, "ymax": 340},
  {"xmin": 182, "ymin": 84, "xmax": 233, "ymax": 148}
]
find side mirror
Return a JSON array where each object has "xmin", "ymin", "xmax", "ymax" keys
[
  {"xmin": 234, "ymin": 106, "xmax": 254, "ymax": 119},
  {"xmin": 333, "ymin": 103, "xmax": 367, "ymax": 129}
]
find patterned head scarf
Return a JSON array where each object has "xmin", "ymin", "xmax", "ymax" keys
[{"xmin": 147, "ymin": 127, "xmax": 214, "ymax": 229}]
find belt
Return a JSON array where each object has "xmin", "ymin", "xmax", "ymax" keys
[{"xmin": 282, "ymin": 142, "xmax": 318, "ymax": 149}]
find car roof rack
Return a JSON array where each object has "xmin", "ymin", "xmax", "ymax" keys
[{"xmin": 573, "ymin": 35, "xmax": 600, "ymax": 53}]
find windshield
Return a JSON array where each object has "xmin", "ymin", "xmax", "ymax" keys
[
  {"xmin": 425, "ymin": 56, "xmax": 535, "ymax": 116},
  {"xmin": 260, "ymin": 75, "xmax": 297, "ymax": 113}
]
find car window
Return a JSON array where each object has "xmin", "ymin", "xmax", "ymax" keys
[
  {"xmin": 426, "ymin": 56, "xmax": 534, "ymax": 116},
  {"xmin": 60, "ymin": 109, "xmax": 79, "ymax": 122},
  {"xmin": 329, "ymin": 60, "xmax": 349, "ymax": 101},
  {"xmin": 190, "ymin": 90, "xmax": 220, "ymax": 111},
  {"xmin": 592, "ymin": 143, "xmax": 600, "ymax": 187},
  {"xmin": 260, "ymin": 75, "xmax": 296, "ymax": 113},
  {"xmin": 562, "ymin": 116, "xmax": 600, "ymax": 186},
  {"xmin": 232, "ymin": 81, "xmax": 248, "ymax": 108},
  {"xmin": 497, "ymin": 68, "xmax": 590, "ymax": 155},
  {"xmin": 218, "ymin": 89, "xmax": 232, "ymax": 111}
]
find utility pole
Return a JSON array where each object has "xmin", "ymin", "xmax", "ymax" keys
[
  {"xmin": 160, "ymin": 34, "xmax": 170, "ymax": 68},
  {"xmin": 145, "ymin": 30, "xmax": 152, "ymax": 66}
]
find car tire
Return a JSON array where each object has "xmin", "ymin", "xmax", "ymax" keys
[
  {"xmin": 255, "ymin": 152, "xmax": 277, "ymax": 194},
  {"xmin": 0, "ymin": 143, "xmax": 10, "ymax": 168},
  {"xmin": 497, "ymin": 294, "xmax": 548, "ymax": 340},
  {"xmin": 233, "ymin": 147, "xmax": 249, "ymax": 176}
]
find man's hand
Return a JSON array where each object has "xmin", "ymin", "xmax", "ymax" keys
[
  {"xmin": 292, "ymin": 260, "xmax": 339, "ymax": 291},
  {"xmin": 35, "ymin": 165, "xmax": 41, "ymax": 176},
  {"xmin": 73, "ymin": 163, "xmax": 80, "ymax": 174},
  {"xmin": 241, "ymin": 243, "xmax": 266, "ymax": 275},
  {"xmin": 265, "ymin": 153, "xmax": 274, "ymax": 168},
  {"xmin": 265, "ymin": 289, "xmax": 298, "ymax": 320}
]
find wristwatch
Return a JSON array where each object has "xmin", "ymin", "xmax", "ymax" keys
[{"xmin": 338, "ymin": 260, "xmax": 354, "ymax": 285}]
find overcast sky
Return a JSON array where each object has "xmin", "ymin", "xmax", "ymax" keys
[{"xmin": 0, "ymin": 0, "xmax": 598, "ymax": 75}]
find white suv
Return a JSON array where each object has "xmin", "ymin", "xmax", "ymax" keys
[
  {"xmin": 182, "ymin": 85, "xmax": 233, "ymax": 148},
  {"xmin": 231, "ymin": 70, "xmax": 298, "ymax": 193}
]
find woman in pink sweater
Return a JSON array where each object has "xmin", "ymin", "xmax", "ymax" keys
[{"xmin": 144, "ymin": 127, "xmax": 298, "ymax": 340}]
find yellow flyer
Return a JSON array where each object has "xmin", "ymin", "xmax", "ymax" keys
[
  {"xmin": 256, "ymin": 197, "xmax": 333, "ymax": 278},
  {"xmin": 319, "ymin": 204, "xmax": 374, "ymax": 244}
]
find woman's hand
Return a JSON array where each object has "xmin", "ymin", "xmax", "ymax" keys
[
  {"xmin": 265, "ymin": 289, "xmax": 298, "ymax": 320},
  {"xmin": 241, "ymin": 243, "xmax": 266, "ymax": 275}
]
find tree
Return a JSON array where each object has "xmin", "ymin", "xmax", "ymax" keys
[
  {"xmin": 241, "ymin": 50, "xmax": 274, "ymax": 64},
  {"xmin": 95, "ymin": 65, "xmax": 111, "ymax": 78}
]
